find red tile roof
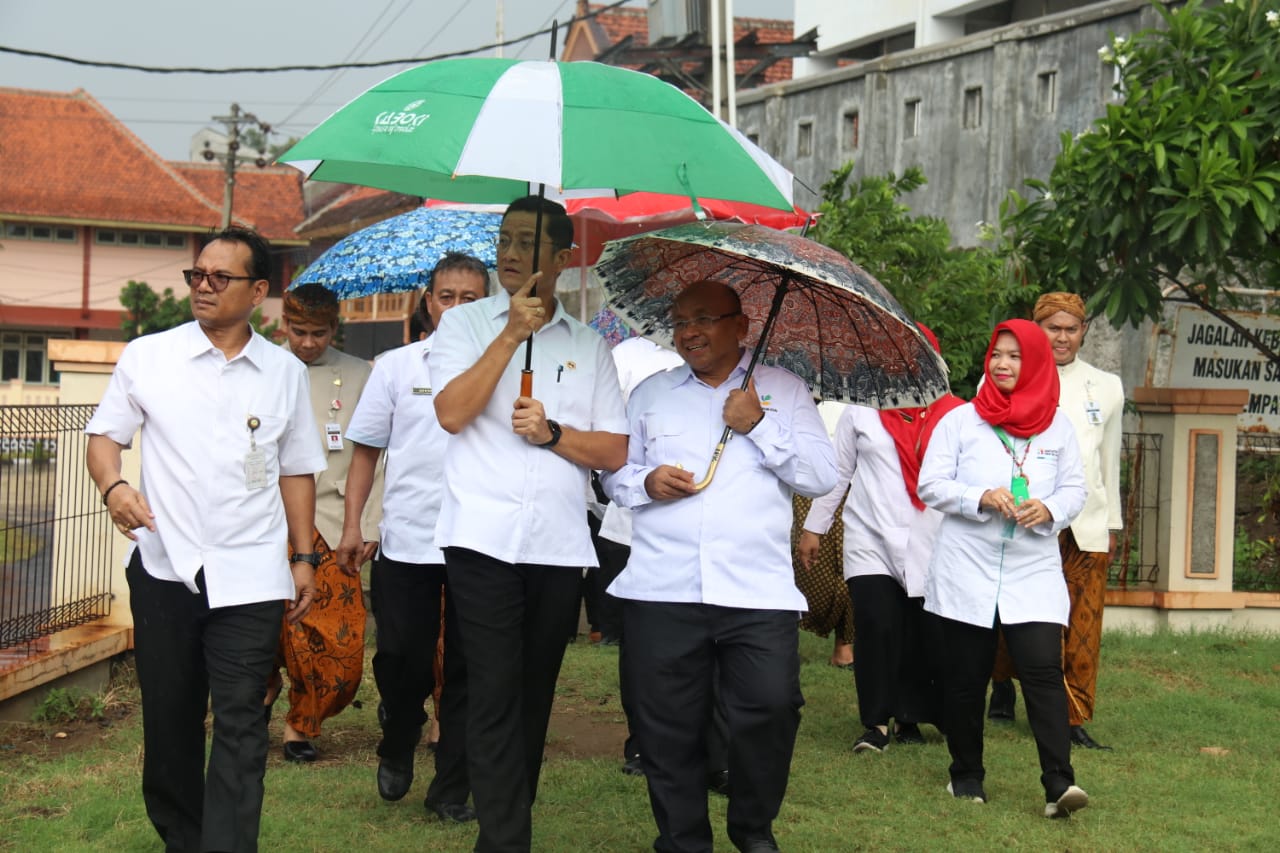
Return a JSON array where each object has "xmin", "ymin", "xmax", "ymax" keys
[
  {"xmin": 294, "ymin": 185, "xmax": 421, "ymax": 240},
  {"xmin": 0, "ymin": 87, "xmax": 305, "ymax": 242},
  {"xmin": 171, "ymin": 161, "xmax": 306, "ymax": 244}
]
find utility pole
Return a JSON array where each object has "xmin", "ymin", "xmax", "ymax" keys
[{"xmin": 206, "ymin": 104, "xmax": 272, "ymax": 230}]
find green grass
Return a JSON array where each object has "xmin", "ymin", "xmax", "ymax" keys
[{"xmin": 2, "ymin": 629, "xmax": 1279, "ymax": 851}]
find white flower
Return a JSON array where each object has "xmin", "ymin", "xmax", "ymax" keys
[
  {"xmin": 1224, "ymin": 0, "xmax": 1234, "ymax": 6},
  {"xmin": 1117, "ymin": 54, "xmax": 1130, "ymax": 68},
  {"xmin": 1113, "ymin": 35, "xmax": 1128, "ymax": 47},
  {"xmin": 1267, "ymin": 9, "xmax": 1279, "ymax": 27},
  {"xmin": 1043, "ymin": 192, "xmax": 1054, "ymax": 202},
  {"xmin": 1098, "ymin": 45, "xmax": 1115, "ymax": 63}
]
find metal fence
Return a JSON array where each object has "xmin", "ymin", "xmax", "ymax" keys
[
  {"xmin": 0, "ymin": 404, "xmax": 112, "ymax": 648},
  {"xmin": 1234, "ymin": 431, "xmax": 1280, "ymax": 591},
  {"xmin": 1111, "ymin": 432, "xmax": 1162, "ymax": 588}
]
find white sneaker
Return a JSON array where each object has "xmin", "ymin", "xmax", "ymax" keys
[{"xmin": 1044, "ymin": 785, "xmax": 1089, "ymax": 818}]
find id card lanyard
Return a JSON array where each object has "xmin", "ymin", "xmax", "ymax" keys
[
  {"xmin": 993, "ymin": 426, "xmax": 1034, "ymax": 539},
  {"xmin": 325, "ymin": 370, "xmax": 344, "ymax": 452}
]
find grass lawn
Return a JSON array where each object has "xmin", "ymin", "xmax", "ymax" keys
[{"xmin": 2, "ymin": 628, "xmax": 1279, "ymax": 852}]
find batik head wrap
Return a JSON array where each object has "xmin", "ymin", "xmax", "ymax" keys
[{"xmin": 1032, "ymin": 292, "xmax": 1086, "ymax": 324}]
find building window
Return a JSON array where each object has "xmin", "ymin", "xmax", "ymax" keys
[
  {"xmin": 963, "ymin": 87, "xmax": 983, "ymax": 129},
  {"xmin": 1037, "ymin": 71, "xmax": 1058, "ymax": 115},
  {"xmin": 904, "ymin": 99, "xmax": 920, "ymax": 139},
  {"xmin": 0, "ymin": 332, "xmax": 66, "ymax": 385},
  {"xmin": 95, "ymin": 228, "xmax": 187, "ymax": 249},
  {"xmin": 797, "ymin": 120, "xmax": 814, "ymax": 158},
  {"xmin": 843, "ymin": 110, "xmax": 860, "ymax": 150},
  {"xmin": 3, "ymin": 221, "xmax": 76, "ymax": 243}
]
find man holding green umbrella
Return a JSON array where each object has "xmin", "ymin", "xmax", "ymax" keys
[{"xmin": 430, "ymin": 196, "xmax": 628, "ymax": 852}]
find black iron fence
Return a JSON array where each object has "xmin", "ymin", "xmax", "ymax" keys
[
  {"xmin": 1234, "ymin": 431, "xmax": 1280, "ymax": 592},
  {"xmin": 1112, "ymin": 432, "xmax": 1162, "ymax": 588},
  {"xmin": 1, "ymin": 404, "xmax": 113, "ymax": 648}
]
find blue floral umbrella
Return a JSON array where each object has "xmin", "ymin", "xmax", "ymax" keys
[{"xmin": 291, "ymin": 207, "xmax": 500, "ymax": 300}]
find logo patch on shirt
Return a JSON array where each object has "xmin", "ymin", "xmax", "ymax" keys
[
  {"xmin": 1036, "ymin": 448, "xmax": 1059, "ymax": 460},
  {"xmin": 412, "ymin": 386, "xmax": 433, "ymax": 396},
  {"xmin": 759, "ymin": 394, "xmax": 773, "ymax": 407}
]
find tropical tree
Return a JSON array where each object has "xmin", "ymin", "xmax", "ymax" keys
[
  {"xmin": 813, "ymin": 164, "xmax": 1026, "ymax": 397},
  {"xmin": 119, "ymin": 280, "xmax": 190, "ymax": 340},
  {"xmin": 1001, "ymin": 0, "xmax": 1280, "ymax": 363}
]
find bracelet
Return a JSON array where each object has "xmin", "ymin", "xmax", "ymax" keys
[{"xmin": 101, "ymin": 479, "xmax": 128, "ymax": 506}]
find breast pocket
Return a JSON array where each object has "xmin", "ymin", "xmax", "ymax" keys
[{"xmin": 641, "ymin": 412, "xmax": 686, "ymax": 464}]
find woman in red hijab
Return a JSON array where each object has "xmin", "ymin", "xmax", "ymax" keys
[
  {"xmin": 916, "ymin": 319, "xmax": 1091, "ymax": 818},
  {"xmin": 797, "ymin": 324, "xmax": 963, "ymax": 752}
]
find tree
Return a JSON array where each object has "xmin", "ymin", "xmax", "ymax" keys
[
  {"xmin": 119, "ymin": 280, "xmax": 190, "ymax": 340},
  {"xmin": 813, "ymin": 163, "xmax": 1026, "ymax": 397},
  {"xmin": 1000, "ymin": 0, "xmax": 1280, "ymax": 363},
  {"xmin": 119, "ymin": 281, "xmax": 281, "ymax": 341}
]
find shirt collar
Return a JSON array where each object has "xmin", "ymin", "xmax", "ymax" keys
[
  {"xmin": 671, "ymin": 347, "xmax": 749, "ymax": 389},
  {"xmin": 186, "ymin": 321, "xmax": 265, "ymax": 369},
  {"xmin": 486, "ymin": 288, "xmax": 569, "ymax": 332}
]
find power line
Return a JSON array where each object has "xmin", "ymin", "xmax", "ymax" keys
[{"xmin": 0, "ymin": 0, "xmax": 633, "ymax": 76}]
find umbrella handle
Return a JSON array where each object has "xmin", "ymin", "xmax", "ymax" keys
[
  {"xmin": 521, "ymin": 370, "xmax": 533, "ymax": 397},
  {"xmin": 690, "ymin": 426, "xmax": 733, "ymax": 492}
]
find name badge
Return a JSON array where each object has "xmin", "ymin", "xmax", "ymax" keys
[
  {"xmin": 244, "ymin": 446, "xmax": 268, "ymax": 490},
  {"xmin": 412, "ymin": 386, "xmax": 433, "ymax": 396},
  {"xmin": 325, "ymin": 422, "xmax": 344, "ymax": 451},
  {"xmin": 1084, "ymin": 401, "xmax": 1103, "ymax": 426}
]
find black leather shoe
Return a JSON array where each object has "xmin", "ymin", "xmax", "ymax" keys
[
  {"xmin": 1070, "ymin": 725, "xmax": 1113, "ymax": 751},
  {"xmin": 282, "ymin": 740, "xmax": 318, "ymax": 763},
  {"xmin": 987, "ymin": 680, "xmax": 1016, "ymax": 723},
  {"xmin": 377, "ymin": 755, "xmax": 414, "ymax": 801},
  {"xmin": 621, "ymin": 755, "xmax": 645, "ymax": 776},
  {"xmin": 426, "ymin": 799, "xmax": 477, "ymax": 823},
  {"xmin": 708, "ymin": 769, "xmax": 730, "ymax": 797},
  {"xmin": 728, "ymin": 830, "xmax": 780, "ymax": 852}
]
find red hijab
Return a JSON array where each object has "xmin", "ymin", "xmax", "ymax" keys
[
  {"xmin": 972, "ymin": 319, "xmax": 1059, "ymax": 438},
  {"xmin": 878, "ymin": 324, "xmax": 966, "ymax": 510}
]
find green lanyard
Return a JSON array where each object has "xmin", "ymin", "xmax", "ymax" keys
[{"xmin": 992, "ymin": 426, "xmax": 1035, "ymax": 486}]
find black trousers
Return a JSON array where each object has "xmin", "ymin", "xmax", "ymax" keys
[
  {"xmin": 443, "ymin": 547, "xmax": 582, "ymax": 853},
  {"xmin": 369, "ymin": 555, "xmax": 469, "ymax": 805},
  {"xmin": 587, "ymin": 517, "xmax": 627, "ymax": 641},
  {"xmin": 624, "ymin": 601, "xmax": 802, "ymax": 853},
  {"xmin": 937, "ymin": 613, "xmax": 1075, "ymax": 799},
  {"xmin": 847, "ymin": 576, "xmax": 943, "ymax": 728},
  {"xmin": 126, "ymin": 552, "xmax": 281, "ymax": 853}
]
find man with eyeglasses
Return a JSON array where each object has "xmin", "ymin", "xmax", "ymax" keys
[
  {"xmin": 429, "ymin": 195, "xmax": 628, "ymax": 852},
  {"xmin": 86, "ymin": 227, "xmax": 326, "ymax": 853},
  {"xmin": 601, "ymin": 280, "xmax": 838, "ymax": 853}
]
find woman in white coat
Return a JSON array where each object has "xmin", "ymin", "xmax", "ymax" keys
[{"xmin": 918, "ymin": 319, "xmax": 1090, "ymax": 818}]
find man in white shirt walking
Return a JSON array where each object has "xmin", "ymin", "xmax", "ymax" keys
[
  {"xmin": 86, "ymin": 227, "xmax": 325, "ymax": 852},
  {"xmin": 603, "ymin": 280, "xmax": 838, "ymax": 853},
  {"xmin": 430, "ymin": 197, "xmax": 628, "ymax": 852},
  {"xmin": 337, "ymin": 252, "xmax": 488, "ymax": 823}
]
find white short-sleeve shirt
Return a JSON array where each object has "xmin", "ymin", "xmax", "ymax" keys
[
  {"xmin": 86, "ymin": 322, "xmax": 326, "ymax": 608},
  {"xmin": 429, "ymin": 291, "xmax": 628, "ymax": 567}
]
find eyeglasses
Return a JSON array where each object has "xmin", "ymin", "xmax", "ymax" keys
[
  {"xmin": 671, "ymin": 312, "xmax": 741, "ymax": 333},
  {"xmin": 495, "ymin": 234, "xmax": 559, "ymax": 255},
  {"xmin": 183, "ymin": 269, "xmax": 256, "ymax": 292}
]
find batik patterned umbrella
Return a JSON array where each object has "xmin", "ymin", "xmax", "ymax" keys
[
  {"xmin": 291, "ymin": 207, "xmax": 500, "ymax": 300},
  {"xmin": 594, "ymin": 221, "xmax": 949, "ymax": 409}
]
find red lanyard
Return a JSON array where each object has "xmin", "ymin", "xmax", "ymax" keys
[{"xmin": 992, "ymin": 426, "xmax": 1034, "ymax": 481}]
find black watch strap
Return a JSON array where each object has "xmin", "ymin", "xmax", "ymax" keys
[
  {"xmin": 291, "ymin": 552, "xmax": 321, "ymax": 567},
  {"xmin": 538, "ymin": 420, "xmax": 562, "ymax": 448}
]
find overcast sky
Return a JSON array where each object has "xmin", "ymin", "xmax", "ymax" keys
[{"xmin": 0, "ymin": 0, "xmax": 793, "ymax": 161}]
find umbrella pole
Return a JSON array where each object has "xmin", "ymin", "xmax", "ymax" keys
[
  {"xmin": 691, "ymin": 279, "xmax": 791, "ymax": 492},
  {"xmin": 521, "ymin": 183, "xmax": 548, "ymax": 397}
]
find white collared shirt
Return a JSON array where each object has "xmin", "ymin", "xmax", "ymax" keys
[
  {"xmin": 429, "ymin": 290, "xmax": 628, "ymax": 567},
  {"xmin": 802, "ymin": 405, "xmax": 940, "ymax": 597},
  {"xmin": 1057, "ymin": 357, "xmax": 1124, "ymax": 551},
  {"xmin": 346, "ymin": 336, "xmax": 448, "ymax": 564},
  {"xmin": 602, "ymin": 352, "xmax": 838, "ymax": 610},
  {"xmin": 86, "ymin": 322, "xmax": 326, "ymax": 608},
  {"xmin": 918, "ymin": 404, "xmax": 1087, "ymax": 628}
]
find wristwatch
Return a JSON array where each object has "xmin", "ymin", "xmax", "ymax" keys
[
  {"xmin": 537, "ymin": 420, "xmax": 562, "ymax": 448},
  {"xmin": 291, "ymin": 552, "xmax": 321, "ymax": 567}
]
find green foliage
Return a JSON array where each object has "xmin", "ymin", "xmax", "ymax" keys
[
  {"xmin": 1001, "ymin": 0, "xmax": 1280, "ymax": 351},
  {"xmin": 119, "ymin": 280, "xmax": 191, "ymax": 340},
  {"xmin": 31, "ymin": 687, "xmax": 105, "ymax": 725},
  {"xmin": 249, "ymin": 307, "xmax": 279, "ymax": 340},
  {"xmin": 813, "ymin": 163, "xmax": 1028, "ymax": 397}
]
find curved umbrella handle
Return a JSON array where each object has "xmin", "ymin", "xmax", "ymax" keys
[{"xmin": 690, "ymin": 425, "xmax": 733, "ymax": 492}]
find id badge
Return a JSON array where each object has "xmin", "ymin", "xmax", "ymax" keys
[
  {"xmin": 244, "ymin": 446, "xmax": 269, "ymax": 490},
  {"xmin": 1010, "ymin": 475, "xmax": 1030, "ymax": 503},
  {"xmin": 1084, "ymin": 401, "xmax": 1103, "ymax": 426},
  {"xmin": 325, "ymin": 422, "xmax": 343, "ymax": 452}
]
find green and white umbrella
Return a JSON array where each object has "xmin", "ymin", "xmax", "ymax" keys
[{"xmin": 280, "ymin": 57, "xmax": 795, "ymax": 211}]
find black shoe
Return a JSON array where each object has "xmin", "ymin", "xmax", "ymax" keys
[
  {"xmin": 425, "ymin": 799, "xmax": 477, "ymax": 824},
  {"xmin": 894, "ymin": 723, "xmax": 925, "ymax": 745},
  {"xmin": 988, "ymin": 680, "xmax": 1016, "ymax": 723},
  {"xmin": 947, "ymin": 779, "xmax": 988, "ymax": 803},
  {"xmin": 377, "ymin": 755, "xmax": 414, "ymax": 801},
  {"xmin": 598, "ymin": 634, "xmax": 621, "ymax": 646},
  {"xmin": 728, "ymin": 831, "xmax": 780, "ymax": 852},
  {"xmin": 621, "ymin": 755, "xmax": 645, "ymax": 776},
  {"xmin": 853, "ymin": 727, "xmax": 890, "ymax": 753},
  {"xmin": 708, "ymin": 769, "xmax": 730, "ymax": 796},
  {"xmin": 1070, "ymin": 726, "xmax": 1113, "ymax": 751},
  {"xmin": 282, "ymin": 740, "xmax": 318, "ymax": 763}
]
